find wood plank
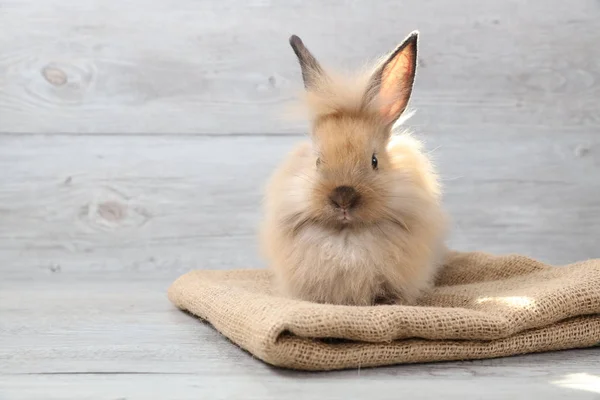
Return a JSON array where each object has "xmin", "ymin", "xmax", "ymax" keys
[
  {"xmin": 0, "ymin": 131, "xmax": 599, "ymax": 282},
  {"xmin": 2, "ymin": 281, "xmax": 600, "ymax": 399},
  {"xmin": 2, "ymin": 371, "xmax": 600, "ymax": 400},
  {"xmin": 0, "ymin": 0, "xmax": 598, "ymax": 134}
]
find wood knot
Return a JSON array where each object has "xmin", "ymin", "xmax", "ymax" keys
[
  {"xmin": 256, "ymin": 74, "xmax": 289, "ymax": 93},
  {"xmin": 574, "ymin": 145, "xmax": 591, "ymax": 157},
  {"xmin": 49, "ymin": 263, "xmax": 62, "ymax": 273},
  {"xmin": 31, "ymin": 60, "xmax": 96, "ymax": 106},
  {"xmin": 78, "ymin": 187, "xmax": 152, "ymax": 232},
  {"xmin": 97, "ymin": 201, "xmax": 126, "ymax": 222},
  {"xmin": 41, "ymin": 66, "xmax": 68, "ymax": 86}
]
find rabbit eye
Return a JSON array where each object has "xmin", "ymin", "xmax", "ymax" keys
[{"xmin": 371, "ymin": 154, "xmax": 378, "ymax": 170}]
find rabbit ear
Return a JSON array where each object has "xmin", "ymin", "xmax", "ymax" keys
[
  {"xmin": 366, "ymin": 31, "xmax": 419, "ymax": 126},
  {"xmin": 289, "ymin": 35, "xmax": 326, "ymax": 90}
]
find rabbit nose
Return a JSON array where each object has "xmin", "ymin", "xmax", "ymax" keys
[{"xmin": 329, "ymin": 186, "xmax": 360, "ymax": 209}]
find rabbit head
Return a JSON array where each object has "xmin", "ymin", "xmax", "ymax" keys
[{"xmin": 281, "ymin": 32, "xmax": 440, "ymax": 232}]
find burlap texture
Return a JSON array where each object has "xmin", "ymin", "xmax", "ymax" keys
[{"xmin": 167, "ymin": 251, "xmax": 600, "ymax": 371}]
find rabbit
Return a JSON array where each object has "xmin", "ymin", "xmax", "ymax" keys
[{"xmin": 259, "ymin": 31, "xmax": 448, "ymax": 306}]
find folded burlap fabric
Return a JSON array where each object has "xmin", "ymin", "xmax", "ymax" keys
[{"xmin": 167, "ymin": 251, "xmax": 600, "ymax": 371}]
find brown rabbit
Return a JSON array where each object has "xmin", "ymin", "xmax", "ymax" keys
[{"xmin": 259, "ymin": 31, "xmax": 448, "ymax": 306}]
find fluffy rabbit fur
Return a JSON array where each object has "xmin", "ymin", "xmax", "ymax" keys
[{"xmin": 259, "ymin": 31, "xmax": 448, "ymax": 306}]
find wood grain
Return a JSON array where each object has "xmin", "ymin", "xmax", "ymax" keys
[
  {"xmin": 2, "ymin": 281, "xmax": 600, "ymax": 397},
  {"xmin": 0, "ymin": 131, "xmax": 598, "ymax": 282},
  {"xmin": 0, "ymin": 0, "xmax": 599, "ymax": 134},
  {"xmin": 0, "ymin": 372, "xmax": 598, "ymax": 400},
  {"xmin": 2, "ymin": 369, "xmax": 600, "ymax": 400}
]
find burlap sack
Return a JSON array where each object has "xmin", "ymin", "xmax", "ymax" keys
[{"xmin": 167, "ymin": 251, "xmax": 600, "ymax": 371}]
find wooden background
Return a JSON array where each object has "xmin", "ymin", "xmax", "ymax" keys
[{"xmin": 1, "ymin": 0, "xmax": 599, "ymax": 398}]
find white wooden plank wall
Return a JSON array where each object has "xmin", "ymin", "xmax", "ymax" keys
[
  {"xmin": 0, "ymin": 0, "xmax": 599, "ymax": 398},
  {"xmin": 1, "ymin": 0, "xmax": 598, "ymax": 135}
]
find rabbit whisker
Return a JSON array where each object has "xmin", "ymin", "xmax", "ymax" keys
[
  {"xmin": 283, "ymin": 212, "xmax": 314, "ymax": 236},
  {"xmin": 293, "ymin": 173, "xmax": 315, "ymax": 184},
  {"xmin": 425, "ymin": 145, "xmax": 442, "ymax": 155},
  {"xmin": 383, "ymin": 212, "xmax": 410, "ymax": 232}
]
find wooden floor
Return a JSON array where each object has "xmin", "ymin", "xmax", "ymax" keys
[{"xmin": 1, "ymin": 0, "xmax": 600, "ymax": 398}]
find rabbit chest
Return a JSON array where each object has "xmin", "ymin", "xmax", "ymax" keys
[
  {"xmin": 288, "ymin": 225, "xmax": 407, "ymax": 305},
  {"xmin": 301, "ymin": 227, "xmax": 383, "ymax": 271}
]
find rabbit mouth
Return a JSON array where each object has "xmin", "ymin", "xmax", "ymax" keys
[
  {"xmin": 334, "ymin": 208, "xmax": 354, "ymax": 225},
  {"xmin": 340, "ymin": 210, "xmax": 352, "ymax": 221}
]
